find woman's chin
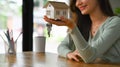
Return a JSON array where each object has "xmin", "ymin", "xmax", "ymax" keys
[{"xmin": 81, "ymin": 11, "xmax": 89, "ymax": 15}]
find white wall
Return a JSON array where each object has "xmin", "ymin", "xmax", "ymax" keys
[{"xmin": 109, "ymin": 0, "xmax": 120, "ymax": 10}]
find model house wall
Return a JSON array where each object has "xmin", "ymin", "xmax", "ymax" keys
[{"xmin": 44, "ymin": 1, "xmax": 69, "ymax": 19}]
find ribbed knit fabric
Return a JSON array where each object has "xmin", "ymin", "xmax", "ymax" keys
[{"xmin": 58, "ymin": 16, "xmax": 120, "ymax": 63}]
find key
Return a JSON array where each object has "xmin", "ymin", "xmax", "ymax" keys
[{"xmin": 46, "ymin": 23, "xmax": 52, "ymax": 37}]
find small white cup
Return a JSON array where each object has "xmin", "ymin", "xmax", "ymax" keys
[{"xmin": 33, "ymin": 36, "xmax": 46, "ymax": 52}]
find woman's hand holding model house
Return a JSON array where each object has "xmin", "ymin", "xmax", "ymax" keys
[{"xmin": 44, "ymin": 16, "xmax": 75, "ymax": 29}]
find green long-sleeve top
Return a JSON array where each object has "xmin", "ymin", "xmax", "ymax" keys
[{"xmin": 57, "ymin": 16, "xmax": 120, "ymax": 63}]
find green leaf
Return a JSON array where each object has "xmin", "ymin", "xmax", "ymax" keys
[{"xmin": 114, "ymin": 7, "xmax": 120, "ymax": 15}]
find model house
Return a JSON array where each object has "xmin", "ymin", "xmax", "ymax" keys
[{"xmin": 44, "ymin": 1, "xmax": 69, "ymax": 19}]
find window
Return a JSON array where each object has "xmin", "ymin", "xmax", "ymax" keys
[
  {"xmin": 49, "ymin": 4, "xmax": 51, "ymax": 7},
  {"xmin": 0, "ymin": 0, "xmax": 70, "ymax": 54},
  {"xmin": 56, "ymin": 10, "xmax": 60, "ymax": 15},
  {"xmin": 46, "ymin": 10, "xmax": 51, "ymax": 16},
  {"xmin": 33, "ymin": 0, "xmax": 68, "ymax": 53},
  {"xmin": 63, "ymin": 10, "xmax": 67, "ymax": 16},
  {"xmin": 0, "ymin": 0, "xmax": 22, "ymax": 53}
]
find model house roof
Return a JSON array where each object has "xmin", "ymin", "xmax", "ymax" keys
[{"xmin": 44, "ymin": 1, "xmax": 69, "ymax": 9}]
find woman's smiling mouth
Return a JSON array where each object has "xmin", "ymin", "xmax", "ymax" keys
[{"xmin": 79, "ymin": 5, "xmax": 87, "ymax": 11}]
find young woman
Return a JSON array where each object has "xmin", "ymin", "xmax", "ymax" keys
[{"xmin": 44, "ymin": 0, "xmax": 120, "ymax": 63}]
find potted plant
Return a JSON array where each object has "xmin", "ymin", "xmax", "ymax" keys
[{"xmin": 114, "ymin": 7, "xmax": 120, "ymax": 16}]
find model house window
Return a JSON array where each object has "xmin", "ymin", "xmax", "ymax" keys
[
  {"xmin": 63, "ymin": 11, "xmax": 67, "ymax": 15},
  {"xmin": 49, "ymin": 4, "xmax": 51, "ymax": 7},
  {"xmin": 56, "ymin": 11, "xmax": 60, "ymax": 15},
  {"xmin": 46, "ymin": 10, "xmax": 51, "ymax": 16}
]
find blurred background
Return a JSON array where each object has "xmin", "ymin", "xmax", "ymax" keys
[{"xmin": 0, "ymin": 0, "xmax": 120, "ymax": 54}]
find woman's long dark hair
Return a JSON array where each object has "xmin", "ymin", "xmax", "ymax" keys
[{"xmin": 70, "ymin": 0, "xmax": 114, "ymax": 41}]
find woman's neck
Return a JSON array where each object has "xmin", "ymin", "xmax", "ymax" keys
[
  {"xmin": 89, "ymin": 8, "xmax": 108, "ymax": 37},
  {"xmin": 89, "ymin": 8, "xmax": 108, "ymax": 25}
]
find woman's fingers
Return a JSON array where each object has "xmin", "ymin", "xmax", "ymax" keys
[
  {"xmin": 74, "ymin": 50, "xmax": 81, "ymax": 57},
  {"xmin": 67, "ymin": 51, "xmax": 81, "ymax": 62},
  {"xmin": 68, "ymin": 54, "xmax": 79, "ymax": 62},
  {"xmin": 72, "ymin": 56, "xmax": 80, "ymax": 62}
]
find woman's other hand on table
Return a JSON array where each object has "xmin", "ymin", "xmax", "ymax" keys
[{"xmin": 67, "ymin": 50, "xmax": 81, "ymax": 62}]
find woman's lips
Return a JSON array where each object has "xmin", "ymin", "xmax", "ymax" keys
[{"xmin": 79, "ymin": 5, "xmax": 87, "ymax": 11}]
